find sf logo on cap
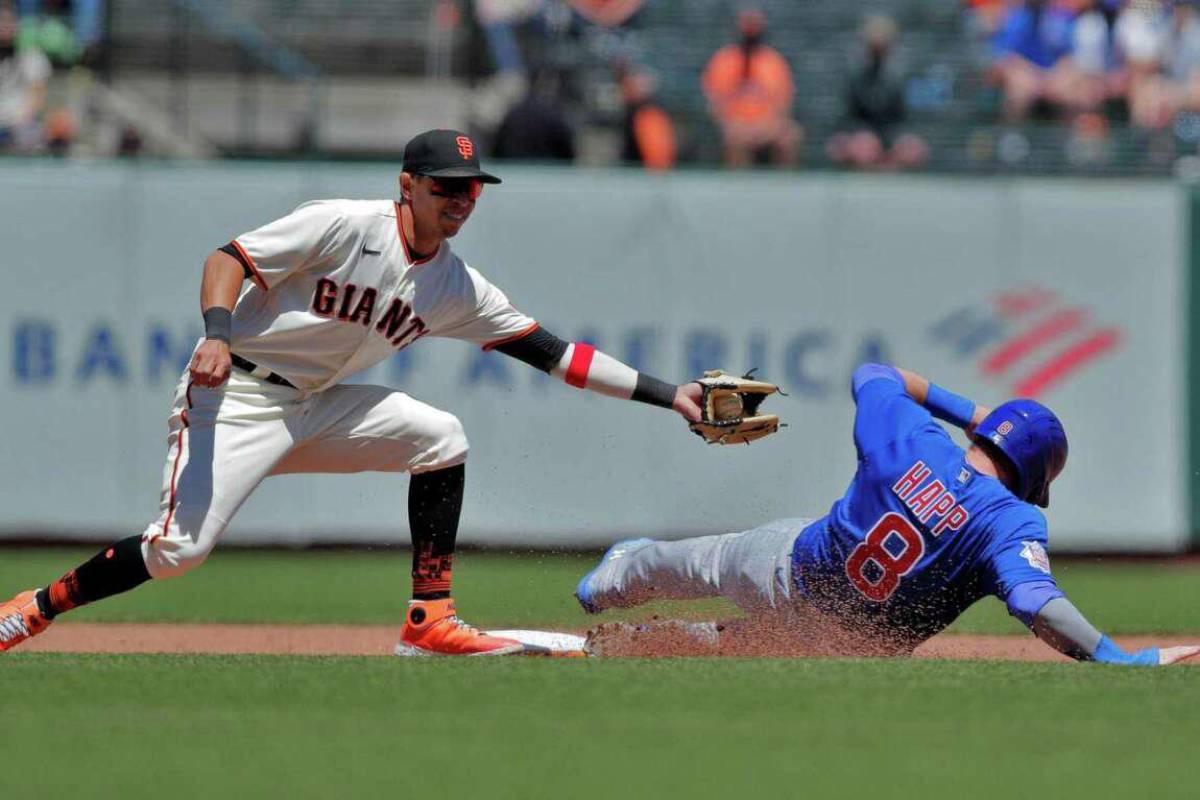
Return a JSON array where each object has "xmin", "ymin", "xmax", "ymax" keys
[{"xmin": 456, "ymin": 136, "xmax": 474, "ymax": 160}]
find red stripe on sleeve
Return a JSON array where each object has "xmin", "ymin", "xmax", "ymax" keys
[
  {"xmin": 231, "ymin": 240, "xmax": 267, "ymax": 291},
  {"xmin": 565, "ymin": 343, "xmax": 596, "ymax": 388},
  {"xmin": 482, "ymin": 322, "xmax": 540, "ymax": 352}
]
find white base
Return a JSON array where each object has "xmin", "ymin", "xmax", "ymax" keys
[
  {"xmin": 392, "ymin": 629, "xmax": 588, "ymax": 658},
  {"xmin": 488, "ymin": 629, "xmax": 588, "ymax": 655}
]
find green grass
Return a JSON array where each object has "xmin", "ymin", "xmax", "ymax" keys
[
  {"xmin": 2, "ymin": 654, "xmax": 1198, "ymax": 799},
  {"xmin": 1, "ymin": 546, "xmax": 1198, "ymax": 633},
  {"xmin": 2, "ymin": 548, "xmax": 1200, "ymax": 799},
  {"xmin": 0, "ymin": 546, "xmax": 731, "ymax": 628}
]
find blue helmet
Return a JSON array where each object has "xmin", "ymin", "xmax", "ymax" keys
[{"xmin": 971, "ymin": 399, "xmax": 1068, "ymax": 508}]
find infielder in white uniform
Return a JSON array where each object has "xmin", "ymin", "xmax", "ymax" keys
[{"xmin": 0, "ymin": 129, "xmax": 704, "ymax": 657}]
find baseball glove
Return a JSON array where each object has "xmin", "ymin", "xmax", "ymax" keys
[{"xmin": 689, "ymin": 369, "xmax": 784, "ymax": 445}]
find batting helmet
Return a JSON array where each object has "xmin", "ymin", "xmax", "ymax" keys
[{"xmin": 971, "ymin": 399, "xmax": 1068, "ymax": 508}]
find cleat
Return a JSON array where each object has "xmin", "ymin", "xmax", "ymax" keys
[
  {"xmin": 575, "ymin": 538, "xmax": 655, "ymax": 614},
  {"xmin": 394, "ymin": 598, "xmax": 523, "ymax": 657},
  {"xmin": 0, "ymin": 590, "xmax": 51, "ymax": 652}
]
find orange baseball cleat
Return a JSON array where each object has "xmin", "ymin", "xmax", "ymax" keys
[
  {"xmin": 394, "ymin": 598, "xmax": 524, "ymax": 657},
  {"xmin": 0, "ymin": 590, "xmax": 51, "ymax": 652}
]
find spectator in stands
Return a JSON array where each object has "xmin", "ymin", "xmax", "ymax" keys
[
  {"xmin": 1115, "ymin": 0, "xmax": 1169, "ymax": 79},
  {"xmin": 701, "ymin": 5, "xmax": 803, "ymax": 167},
  {"xmin": 1070, "ymin": 0, "xmax": 1121, "ymax": 111},
  {"xmin": 17, "ymin": 0, "xmax": 103, "ymax": 54},
  {"xmin": 966, "ymin": 0, "xmax": 1010, "ymax": 32},
  {"xmin": 491, "ymin": 65, "xmax": 576, "ymax": 161},
  {"xmin": 0, "ymin": 1, "xmax": 50, "ymax": 151},
  {"xmin": 827, "ymin": 14, "xmax": 928, "ymax": 171},
  {"xmin": 567, "ymin": 0, "xmax": 645, "ymax": 29},
  {"xmin": 116, "ymin": 123, "xmax": 143, "ymax": 158},
  {"xmin": 1114, "ymin": 0, "xmax": 1169, "ymax": 126},
  {"xmin": 474, "ymin": 0, "xmax": 543, "ymax": 77},
  {"xmin": 965, "ymin": 0, "xmax": 1015, "ymax": 70},
  {"xmin": 468, "ymin": 1, "xmax": 552, "ymax": 134},
  {"xmin": 1125, "ymin": 0, "xmax": 1200, "ymax": 129},
  {"xmin": 617, "ymin": 65, "xmax": 676, "ymax": 170},
  {"xmin": 41, "ymin": 103, "xmax": 72, "ymax": 155},
  {"xmin": 990, "ymin": 0, "xmax": 1085, "ymax": 121}
]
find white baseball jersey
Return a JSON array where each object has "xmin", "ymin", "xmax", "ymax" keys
[
  {"xmin": 224, "ymin": 199, "xmax": 537, "ymax": 392},
  {"xmin": 142, "ymin": 198, "xmax": 533, "ymax": 576}
]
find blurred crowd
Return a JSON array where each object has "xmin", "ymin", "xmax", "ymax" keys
[
  {"xmin": 468, "ymin": 1, "xmax": 926, "ymax": 172},
  {"xmin": 977, "ymin": 0, "xmax": 1200, "ymax": 130},
  {"xmin": 968, "ymin": 0, "xmax": 1200, "ymax": 168},
  {"xmin": 468, "ymin": 1, "xmax": 929, "ymax": 172},
  {"xmin": 0, "ymin": 0, "xmax": 138, "ymax": 157},
  {"xmin": 473, "ymin": 0, "xmax": 1200, "ymax": 173},
  {"xmin": 7, "ymin": 0, "xmax": 1200, "ymax": 170}
]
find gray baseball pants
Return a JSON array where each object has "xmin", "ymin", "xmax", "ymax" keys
[{"xmin": 587, "ymin": 518, "xmax": 811, "ymax": 615}]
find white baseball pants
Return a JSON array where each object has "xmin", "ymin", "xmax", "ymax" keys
[{"xmin": 140, "ymin": 369, "xmax": 468, "ymax": 578}]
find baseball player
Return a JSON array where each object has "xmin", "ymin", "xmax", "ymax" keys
[
  {"xmin": 577, "ymin": 363, "xmax": 1200, "ymax": 665},
  {"xmin": 0, "ymin": 129, "xmax": 704, "ymax": 657}
]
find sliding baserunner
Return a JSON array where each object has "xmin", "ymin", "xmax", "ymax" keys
[{"xmin": 577, "ymin": 363, "xmax": 1199, "ymax": 665}]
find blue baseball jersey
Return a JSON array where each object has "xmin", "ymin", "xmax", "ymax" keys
[{"xmin": 791, "ymin": 366, "xmax": 1063, "ymax": 646}]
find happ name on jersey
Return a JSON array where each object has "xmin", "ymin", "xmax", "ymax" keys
[
  {"xmin": 310, "ymin": 277, "xmax": 428, "ymax": 351},
  {"xmin": 891, "ymin": 461, "xmax": 971, "ymax": 537}
]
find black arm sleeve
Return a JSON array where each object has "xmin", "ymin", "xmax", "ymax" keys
[
  {"xmin": 494, "ymin": 326, "xmax": 569, "ymax": 373},
  {"xmin": 631, "ymin": 374, "xmax": 677, "ymax": 409},
  {"xmin": 219, "ymin": 242, "xmax": 256, "ymax": 281}
]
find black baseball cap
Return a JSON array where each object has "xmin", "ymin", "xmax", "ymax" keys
[{"xmin": 402, "ymin": 129, "xmax": 501, "ymax": 184}]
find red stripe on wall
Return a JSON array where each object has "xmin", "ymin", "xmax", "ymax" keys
[
  {"xmin": 981, "ymin": 308, "xmax": 1087, "ymax": 376},
  {"xmin": 1013, "ymin": 329, "xmax": 1121, "ymax": 398},
  {"xmin": 991, "ymin": 288, "xmax": 1056, "ymax": 320}
]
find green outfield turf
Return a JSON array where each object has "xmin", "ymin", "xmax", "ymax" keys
[
  {"xmin": 2, "ymin": 547, "xmax": 1199, "ymax": 799},
  {"xmin": 2, "ymin": 654, "xmax": 1198, "ymax": 800},
  {"xmin": 0, "ymin": 546, "xmax": 1198, "ymax": 632}
]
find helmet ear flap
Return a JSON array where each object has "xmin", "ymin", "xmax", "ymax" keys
[
  {"xmin": 1027, "ymin": 477, "xmax": 1050, "ymax": 508},
  {"xmin": 974, "ymin": 437, "xmax": 1025, "ymax": 498}
]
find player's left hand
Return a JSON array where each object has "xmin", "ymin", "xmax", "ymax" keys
[
  {"xmin": 673, "ymin": 382, "xmax": 703, "ymax": 423},
  {"xmin": 1157, "ymin": 645, "xmax": 1200, "ymax": 665}
]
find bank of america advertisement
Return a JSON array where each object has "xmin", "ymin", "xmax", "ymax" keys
[{"xmin": 0, "ymin": 165, "xmax": 1185, "ymax": 550}]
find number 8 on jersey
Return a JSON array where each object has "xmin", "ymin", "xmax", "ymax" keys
[{"xmin": 844, "ymin": 513, "xmax": 926, "ymax": 602}]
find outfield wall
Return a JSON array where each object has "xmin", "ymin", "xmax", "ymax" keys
[{"xmin": 0, "ymin": 163, "xmax": 1187, "ymax": 550}]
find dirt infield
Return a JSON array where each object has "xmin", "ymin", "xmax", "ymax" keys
[{"xmin": 17, "ymin": 622, "xmax": 1199, "ymax": 662}]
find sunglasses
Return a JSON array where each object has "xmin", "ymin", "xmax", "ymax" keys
[{"xmin": 427, "ymin": 178, "xmax": 484, "ymax": 200}]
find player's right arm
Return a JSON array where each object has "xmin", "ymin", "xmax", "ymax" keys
[
  {"xmin": 190, "ymin": 202, "xmax": 345, "ymax": 388},
  {"xmin": 189, "ymin": 249, "xmax": 244, "ymax": 388},
  {"xmin": 891, "ymin": 367, "xmax": 991, "ymax": 432},
  {"xmin": 850, "ymin": 363, "xmax": 993, "ymax": 456}
]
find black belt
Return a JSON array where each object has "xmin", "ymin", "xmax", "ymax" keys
[{"xmin": 230, "ymin": 354, "xmax": 297, "ymax": 389}]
